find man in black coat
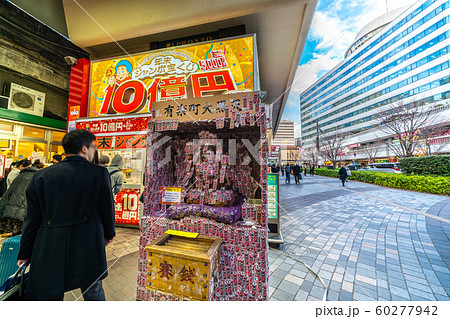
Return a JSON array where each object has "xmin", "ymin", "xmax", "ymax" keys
[
  {"xmin": 293, "ymin": 163, "xmax": 301, "ymax": 184},
  {"xmin": 338, "ymin": 165, "xmax": 348, "ymax": 187},
  {"xmin": 17, "ymin": 129, "xmax": 116, "ymax": 301}
]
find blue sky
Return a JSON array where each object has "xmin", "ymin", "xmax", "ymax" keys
[{"xmin": 282, "ymin": 0, "xmax": 415, "ymax": 137}]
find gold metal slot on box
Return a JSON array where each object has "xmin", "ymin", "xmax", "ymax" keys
[
  {"xmin": 163, "ymin": 238, "xmax": 210, "ymax": 248},
  {"xmin": 162, "ymin": 242, "xmax": 208, "ymax": 252},
  {"xmin": 163, "ymin": 239, "xmax": 208, "ymax": 248}
]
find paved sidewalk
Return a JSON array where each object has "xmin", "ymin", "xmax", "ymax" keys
[
  {"xmin": 65, "ymin": 175, "xmax": 450, "ymax": 301},
  {"xmin": 269, "ymin": 175, "xmax": 450, "ymax": 301}
]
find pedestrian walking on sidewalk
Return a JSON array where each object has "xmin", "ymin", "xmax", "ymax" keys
[
  {"xmin": 285, "ymin": 164, "xmax": 291, "ymax": 183},
  {"xmin": 310, "ymin": 164, "xmax": 315, "ymax": 176},
  {"xmin": 304, "ymin": 165, "xmax": 308, "ymax": 177},
  {"xmin": 338, "ymin": 165, "xmax": 348, "ymax": 187},
  {"xmin": 281, "ymin": 165, "xmax": 285, "ymax": 177},
  {"xmin": 17, "ymin": 129, "xmax": 116, "ymax": 301},
  {"xmin": 293, "ymin": 163, "xmax": 301, "ymax": 184}
]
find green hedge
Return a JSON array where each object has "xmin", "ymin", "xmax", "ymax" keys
[
  {"xmin": 314, "ymin": 168, "xmax": 339, "ymax": 178},
  {"xmin": 399, "ymin": 155, "xmax": 450, "ymax": 176},
  {"xmin": 314, "ymin": 168, "xmax": 450, "ymax": 195}
]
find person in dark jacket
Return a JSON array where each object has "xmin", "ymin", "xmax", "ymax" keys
[
  {"xmin": 0, "ymin": 165, "xmax": 39, "ymax": 235},
  {"xmin": 293, "ymin": 163, "xmax": 301, "ymax": 184},
  {"xmin": 338, "ymin": 165, "xmax": 348, "ymax": 187},
  {"xmin": 285, "ymin": 164, "xmax": 291, "ymax": 183},
  {"xmin": 310, "ymin": 164, "xmax": 315, "ymax": 176},
  {"xmin": 7, "ymin": 159, "xmax": 31, "ymax": 189},
  {"xmin": 17, "ymin": 129, "xmax": 116, "ymax": 301}
]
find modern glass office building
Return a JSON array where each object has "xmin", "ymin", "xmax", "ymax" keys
[{"xmin": 300, "ymin": 0, "xmax": 450, "ymax": 157}]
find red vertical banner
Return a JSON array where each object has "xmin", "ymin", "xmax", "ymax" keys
[
  {"xmin": 68, "ymin": 58, "xmax": 90, "ymax": 122},
  {"xmin": 115, "ymin": 188, "xmax": 140, "ymax": 225}
]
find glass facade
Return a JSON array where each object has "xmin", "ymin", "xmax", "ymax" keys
[{"xmin": 300, "ymin": 0, "xmax": 450, "ymax": 148}]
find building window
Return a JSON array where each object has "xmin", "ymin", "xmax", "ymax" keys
[
  {"xmin": 0, "ymin": 121, "xmax": 14, "ymax": 132},
  {"xmin": 23, "ymin": 126, "xmax": 45, "ymax": 139},
  {"xmin": 17, "ymin": 141, "xmax": 47, "ymax": 159},
  {"xmin": 52, "ymin": 131, "xmax": 65, "ymax": 143}
]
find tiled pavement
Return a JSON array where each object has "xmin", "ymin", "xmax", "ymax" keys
[
  {"xmin": 269, "ymin": 175, "xmax": 450, "ymax": 301},
  {"xmin": 65, "ymin": 175, "xmax": 450, "ymax": 301}
]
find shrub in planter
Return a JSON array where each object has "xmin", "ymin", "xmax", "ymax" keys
[
  {"xmin": 399, "ymin": 156, "xmax": 450, "ymax": 176},
  {"xmin": 314, "ymin": 168, "xmax": 339, "ymax": 178},
  {"xmin": 349, "ymin": 171, "xmax": 450, "ymax": 195}
]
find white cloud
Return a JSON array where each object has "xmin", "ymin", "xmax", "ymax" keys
[
  {"xmin": 310, "ymin": 10, "xmax": 356, "ymax": 56},
  {"xmin": 310, "ymin": 0, "xmax": 415, "ymax": 61},
  {"xmin": 282, "ymin": 51, "xmax": 341, "ymax": 137},
  {"xmin": 293, "ymin": 52, "xmax": 341, "ymax": 94}
]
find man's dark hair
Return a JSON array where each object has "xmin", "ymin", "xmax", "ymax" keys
[
  {"xmin": 62, "ymin": 129, "xmax": 96, "ymax": 155},
  {"xmin": 99, "ymin": 155, "xmax": 110, "ymax": 165},
  {"xmin": 32, "ymin": 159, "xmax": 44, "ymax": 169},
  {"xmin": 18, "ymin": 159, "xmax": 32, "ymax": 168},
  {"xmin": 52, "ymin": 154, "xmax": 62, "ymax": 162}
]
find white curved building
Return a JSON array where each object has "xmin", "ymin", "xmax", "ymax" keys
[{"xmin": 300, "ymin": 0, "xmax": 450, "ymax": 162}]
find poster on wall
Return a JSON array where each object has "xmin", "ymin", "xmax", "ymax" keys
[
  {"xmin": 160, "ymin": 186, "xmax": 184, "ymax": 205},
  {"xmin": 115, "ymin": 188, "xmax": 141, "ymax": 225},
  {"xmin": 67, "ymin": 106, "xmax": 81, "ymax": 132},
  {"xmin": 89, "ymin": 35, "xmax": 259, "ymax": 117}
]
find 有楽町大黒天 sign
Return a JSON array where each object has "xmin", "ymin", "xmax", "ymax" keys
[{"xmin": 89, "ymin": 35, "xmax": 259, "ymax": 117}]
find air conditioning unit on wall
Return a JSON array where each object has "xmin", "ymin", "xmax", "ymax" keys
[{"xmin": 4, "ymin": 83, "xmax": 45, "ymax": 117}]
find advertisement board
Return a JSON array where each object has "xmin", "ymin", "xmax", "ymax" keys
[
  {"xmin": 267, "ymin": 173, "xmax": 279, "ymax": 219},
  {"xmin": 67, "ymin": 105, "xmax": 80, "ymax": 132},
  {"xmin": 115, "ymin": 188, "xmax": 141, "ymax": 225},
  {"xmin": 89, "ymin": 35, "xmax": 258, "ymax": 117}
]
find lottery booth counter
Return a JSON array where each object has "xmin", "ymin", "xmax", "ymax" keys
[{"xmin": 137, "ymin": 91, "xmax": 270, "ymax": 301}]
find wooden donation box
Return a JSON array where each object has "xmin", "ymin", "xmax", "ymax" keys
[{"xmin": 145, "ymin": 231, "xmax": 222, "ymax": 300}]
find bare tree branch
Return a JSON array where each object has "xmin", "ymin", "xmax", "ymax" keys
[
  {"xmin": 360, "ymin": 139, "xmax": 382, "ymax": 163},
  {"xmin": 318, "ymin": 128, "xmax": 348, "ymax": 168},
  {"xmin": 376, "ymin": 99, "xmax": 446, "ymax": 158}
]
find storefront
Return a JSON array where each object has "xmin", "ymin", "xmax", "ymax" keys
[{"xmin": 0, "ymin": 110, "xmax": 66, "ymax": 168}]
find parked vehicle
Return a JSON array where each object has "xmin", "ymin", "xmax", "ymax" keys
[
  {"xmin": 364, "ymin": 162, "xmax": 402, "ymax": 174},
  {"xmin": 347, "ymin": 164, "xmax": 362, "ymax": 171}
]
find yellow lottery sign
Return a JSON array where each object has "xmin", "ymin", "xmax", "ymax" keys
[{"xmin": 89, "ymin": 35, "xmax": 257, "ymax": 117}]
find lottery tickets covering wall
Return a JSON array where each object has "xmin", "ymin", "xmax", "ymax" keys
[{"xmin": 137, "ymin": 92, "xmax": 269, "ymax": 301}]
